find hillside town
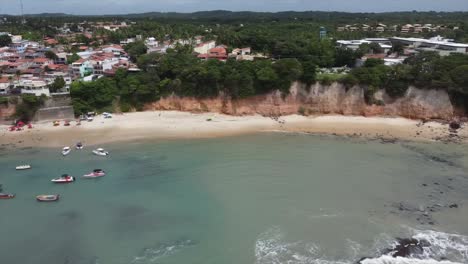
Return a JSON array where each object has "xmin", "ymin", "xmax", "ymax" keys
[{"xmin": 1, "ymin": 24, "xmax": 468, "ymax": 98}]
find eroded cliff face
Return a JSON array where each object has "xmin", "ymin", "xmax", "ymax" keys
[
  {"xmin": 0, "ymin": 104, "xmax": 15, "ymax": 124},
  {"xmin": 147, "ymin": 82, "xmax": 455, "ymax": 120}
]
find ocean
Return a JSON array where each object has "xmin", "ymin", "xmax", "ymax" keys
[{"xmin": 0, "ymin": 133, "xmax": 467, "ymax": 264}]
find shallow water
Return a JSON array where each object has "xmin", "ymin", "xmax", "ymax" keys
[{"xmin": 1, "ymin": 133, "xmax": 468, "ymax": 264}]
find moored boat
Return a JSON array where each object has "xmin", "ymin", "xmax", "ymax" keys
[
  {"xmin": 62, "ymin": 146, "xmax": 71, "ymax": 156},
  {"xmin": 36, "ymin": 194, "xmax": 59, "ymax": 202},
  {"xmin": 0, "ymin": 193, "xmax": 15, "ymax": 199},
  {"xmin": 83, "ymin": 169, "xmax": 106, "ymax": 178},
  {"xmin": 16, "ymin": 164, "xmax": 31, "ymax": 170},
  {"xmin": 0, "ymin": 185, "xmax": 15, "ymax": 199},
  {"xmin": 92, "ymin": 148, "xmax": 109, "ymax": 156},
  {"xmin": 76, "ymin": 142, "xmax": 84, "ymax": 150},
  {"xmin": 51, "ymin": 174, "xmax": 75, "ymax": 183}
]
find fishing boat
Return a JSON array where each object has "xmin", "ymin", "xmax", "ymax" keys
[
  {"xmin": 16, "ymin": 164, "xmax": 31, "ymax": 170},
  {"xmin": 51, "ymin": 174, "xmax": 75, "ymax": 184},
  {"xmin": 83, "ymin": 169, "xmax": 106, "ymax": 178},
  {"xmin": 62, "ymin": 146, "xmax": 71, "ymax": 156},
  {"xmin": 36, "ymin": 194, "xmax": 59, "ymax": 202},
  {"xmin": 0, "ymin": 185, "xmax": 15, "ymax": 199},
  {"xmin": 0, "ymin": 193, "xmax": 15, "ymax": 199},
  {"xmin": 92, "ymin": 148, "xmax": 109, "ymax": 156},
  {"xmin": 76, "ymin": 142, "xmax": 84, "ymax": 150}
]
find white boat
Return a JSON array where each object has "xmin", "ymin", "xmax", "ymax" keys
[
  {"xmin": 103, "ymin": 112, "xmax": 113, "ymax": 119},
  {"xmin": 62, "ymin": 146, "xmax": 71, "ymax": 156},
  {"xmin": 16, "ymin": 164, "xmax": 31, "ymax": 170},
  {"xmin": 83, "ymin": 169, "xmax": 106, "ymax": 178},
  {"xmin": 76, "ymin": 142, "xmax": 84, "ymax": 150},
  {"xmin": 92, "ymin": 148, "xmax": 109, "ymax": 156},
  {"xmin": 87, "ymin": 116, "xmax": 94, "ymax": 122},
  {"xmin": 51, "ymin": 174, "xmax": 75, "ymax": 184}
]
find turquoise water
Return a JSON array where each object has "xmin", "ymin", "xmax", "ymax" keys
[{"xmin": 1, "ymin": 133, "xmax": 468, "ymax": 264}]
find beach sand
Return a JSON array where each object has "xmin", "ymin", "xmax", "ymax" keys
[{"xmin": 0, "ymin": 111, "xmax": 466, "ymax": 148}]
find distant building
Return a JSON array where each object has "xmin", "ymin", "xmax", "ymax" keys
[
  {"xmin": 194, "ymin": 41, "xmax": 216, "ymax": 54},
  {"xmin": 319, "ymin": 27, "xmax": 327, "ymax": 39},
  {"xmin": 336, "ymin": 38, "xmax": 393, "ymax": 54},
  {"xmin": 390, "ymin": 36, "xmax": 468, "ymax": 56}
]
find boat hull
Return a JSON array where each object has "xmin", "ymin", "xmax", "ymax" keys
[
  {"xmin": 36, "ymin": 195, "xmax": 59, "ymax": 202},
  {"xmin": 0, "ymin": 194, "xmax": 15, "ymax": 199},
  {"xmin": 51, "ymin": 177, "xmax": 75, "ymax": 183},
  {"xmin": 16, "ymin": 165, "xmax": 31, "ymax": 170},
  {"xmin": 83, "ymin": 173, "xmax": 105, "ymax": 178}
]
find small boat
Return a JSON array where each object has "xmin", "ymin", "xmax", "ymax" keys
[
  {"xmin": 36, "ymin": 194, "xmax": 59, "ymax": 202},
  {"xmin": 53, "ymin": 120, "xmax": 60, "ymax": 126},
  {"xmin": 92, "ymin": 148, "xmax": 109, "ymax": 156},
  {"xmin": 51, "ymin": 174, "xmax": 75, "ymax": 184},
  {"xmin": 0, "ymin": 193, "xmax": 15, "ymax": 199},
  {"xmin": 103, "ymin": 112, "xmax": 113, "ymax": 119},
  {"xmin": 87, "ymin": 116, "xmax": 94, "ymax": 122},
  {"xmin": 62, "ymin": 146, "xmax": 71, "ymax": 156},
  {"xmin": 83, "ymin": 169, "xmax": 106, "ymax": 178},
  {"xmin": 16, "ymin": 164, "xmax": 31, "ymax": 170},
  {"xmin": 0, "ymin": 185, "xmax": 15, "ymax": 199},
  {"xmin": 76, "ymin": 142, "xmax": 84, "ymax": 150},
  {"xmin": 64, "ymin": 120, "xmax": 71, "ymax": 126}
]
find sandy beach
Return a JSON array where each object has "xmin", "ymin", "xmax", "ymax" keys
[{"xmin": 0, "ymin": 111, "xmax": 466, "ymax": 148}]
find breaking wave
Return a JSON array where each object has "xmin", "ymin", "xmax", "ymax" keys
[{"xmin": 254, "ymin": 227, "xmax": 468, "ymax": 264}]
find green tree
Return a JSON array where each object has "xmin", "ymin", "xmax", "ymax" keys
[
  {"xmin": 67, "ymin": 53, "xmax": 80, "ymax": 64},
  {"xmin": 450, "ymin": 65, "xmax": 468, "ymax": 94},
  {"xmin": 0, "ymin": 35, "xmax": 12, "ymax": 47},
  {"xmin": 125, "ymin": 41, "xmax": 148, "ymax": 61},
  {"xmin": 44, "ymin": 50, "xmax": 58, "ymax": 60},
  {"xmin": 49, "ymin": 77, "xmax": 66, "ymax": 93}
]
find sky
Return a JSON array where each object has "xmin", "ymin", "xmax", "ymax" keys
[{"xmin": 1, "ymin": 0, "xmax": 468, "ymax": 15}]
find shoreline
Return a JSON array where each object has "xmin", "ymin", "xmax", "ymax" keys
[{"xmin": 1, "ymin": 111, "xmax": 466, "ymax": 148}]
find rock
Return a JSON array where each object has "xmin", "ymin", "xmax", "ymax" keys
[
  {"xmin": 449, "ymin": 204, "xmax": 458, "ymax": 208},
  {"xmin": 449, "ymin": 121, "xmax": 461, "ymax": 130},
  {"xmin": 386, "ymin": 238, "xmax": 429, "ymax": 258}
]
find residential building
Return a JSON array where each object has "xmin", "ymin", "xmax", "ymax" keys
[
  {"xmin": 194, "ymin": 41, "xmax": 216, "ymax": 54},
  {"xmin": 18, "ymin": 78, "xmax": 50, "ymax": 96},
  {"xmin": 197, "ymin": 47, "xmax": 228, "ymax": 61}
]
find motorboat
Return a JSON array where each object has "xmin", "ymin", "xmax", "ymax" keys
[
  {"xmin": 36, "ymin": 194, "xmax": 59, "ymax": 202},
  {"xmin": 83, "ymin": 169, "xmax": 106, "ymax": 178},
  {"xmin": 62, "ymin": 146, "xmax": 71, "ymax": 156},
  {"xmin": 16, "ymin": 164, "xmax": 31, "ymax": 170},
  {"xmin": 0, "ymin": 193, "xmax": 15, "ymax": 199},
  {"xmin": 103, "ymin": 112, "xmax": 113, "ymax": 119},
  {"xmin": 76, "ymin": 142, "xmax": 84, "ymax": 150},
  {"xmin": 51, "ymin": 174, "xmax": 75, "ymax": 184},
  {"xmin": 0, "ymin": 185, "xmax": 15, "ymax": 199},
  {"xmin": 92, "ymin": 148, "xmax": 109, "ymax": 156}
]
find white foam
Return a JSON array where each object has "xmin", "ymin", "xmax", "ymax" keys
[
  {"xmin": 254, "ymin": 227, "xmax": 468, "ymax": 264},
  {"xmin": 360, "ymin": 255, "xmax": 462, "ymax": 264},
  {"xmin": 130, "ymin": 240, "xmax": 193, "ymax": 264}
]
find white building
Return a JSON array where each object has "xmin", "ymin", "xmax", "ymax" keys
[
  {"xmin": 194, "ymin": 41, "xmax": 216, "ymax": 54},
  {"xmin": 391, "ymin": 36, "xmax": 468, "ymax": 56},
  {"xmin": 18, "ymin": 79, "xmax": 50, "ymax": 96},
  {"xmin": 336, "ymin": 38, "xmax": 393, "ymax": 53}
]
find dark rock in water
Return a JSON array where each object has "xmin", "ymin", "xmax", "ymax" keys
[
  {"xmin": 449, "ymin": 204, "xmax": 459, "ymax": 208},
  {"xmin": 422, "ymin": 183, "xmax": 428, "ymax": 187},
  {"xmin": 449, "ymin": 121, "xmax": 461, "ymax": 130},
  {"xmin": 388, "ymin": 238, "xmax": 430, "ymax": 258}
]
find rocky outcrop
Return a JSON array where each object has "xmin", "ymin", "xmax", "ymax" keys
[{"xmin": 148, "ymin": 82, "xmax": 455, "ymax": 120}]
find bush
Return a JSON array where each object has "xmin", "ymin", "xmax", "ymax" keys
[
  {"xmin": 120, "ymin": 102, "xmax": 132, "ymax": 113},
  {"xmin": 0, "ymin": 97, "xmax": 8, "ymax": 105},
  {"xmin": 298, "ymin": 106, "xmax": 306, "ymax": 116}
]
